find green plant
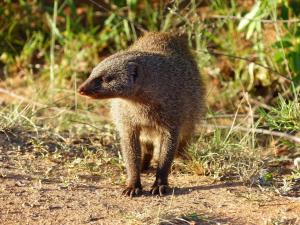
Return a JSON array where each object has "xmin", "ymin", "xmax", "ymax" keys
[{"xmin": 271, "ymin": 0, "xmax": 300, "ymax": 89}]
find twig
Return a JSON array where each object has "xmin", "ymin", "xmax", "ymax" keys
[
  {"xmin": 249, "ymin": 98, "xmax": 273, "ymax": 110},
  {"xmin": 205, "ymin": 114, "xmax": 259, "ymax": 119},
  {"xmin": 70, "ymin": 120, "xmax": 104, "ymax": 131},
  {"xmin": 198, "ymin": 49, "xmax": 292, "ymax": 82},
  {"xmin": 208, "ymin": 15, "xmax": 300, "ymax": 23},
  {"xmin": 223, "ymin": 94, "xmax": 243, "ymax": 144},
  {"xmin": 243, "ymin": 92, "xmax": 255, "ymax": 148},
  {"xmin": 0, "ymin": 88, "xmax": 44, "ymax": 107},
  {"xmin": 201, "ymin": 123, "xmax": 300, "ymax": 143},
  {"xmin": 0, "ymin": 88, "xmax": 107, "ymax": 121}
]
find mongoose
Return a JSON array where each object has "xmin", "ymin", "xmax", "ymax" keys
[{"xmin": 78, "ymin": 32, "xmax": 205, "ymax": 197}]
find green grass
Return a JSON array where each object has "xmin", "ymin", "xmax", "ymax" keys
[
  {"xmin": 0, "ymin": 0, "xmax": 299, "ymax": 189},
  {"xmin": 185, "ymin": 129, "xmax": 263, "ymax": 181},
  {"xmin": 260, "ymin": 94, "xmax": 300, "ymax": 133}
]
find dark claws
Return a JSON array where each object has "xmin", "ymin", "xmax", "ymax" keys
[
  {"xmin": 122, "ymin": 187, "xmax": 142, "ymax": 197},
  {"xmin": 150, "ymin": 185, "xmax": 168, "ymax": 196}
]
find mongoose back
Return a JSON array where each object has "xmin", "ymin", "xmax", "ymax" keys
[{"xmin": 78, "ymin": 32, "xmax": 205, "ymax": 197}]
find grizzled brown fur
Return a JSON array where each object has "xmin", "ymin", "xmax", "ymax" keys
[{"xmin": 78, "ymin": 32, "xmax": 205, "ymax": 197}]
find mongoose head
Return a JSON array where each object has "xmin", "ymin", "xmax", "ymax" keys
[{"xmin": 78, "ymin": 54, "xmax": 142, "ymax": 99}]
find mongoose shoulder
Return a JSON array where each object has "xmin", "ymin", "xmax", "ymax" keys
[{"xmin": 79, "ymin": 32, "xmax": 205, "ymax": 197}]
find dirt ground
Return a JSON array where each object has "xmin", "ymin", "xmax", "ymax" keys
[{"xmin": 0, "ymin": 132, "xmax": 300, "ymax": 225}]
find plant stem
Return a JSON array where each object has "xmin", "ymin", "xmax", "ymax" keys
[{"xmin": 50, "ymin": 0, "xmax": 58, "ymax": 88}]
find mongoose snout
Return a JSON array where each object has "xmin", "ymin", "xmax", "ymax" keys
[
  {"xmin": 78, "ymin": 61, "xmax": 141, "ymax": 99},
  {"xmin": 79, "ymin": 32, "xmax": 205, "ymax": 197},
  {"xmin": 78, "ymin": 77, "xmax": 99, "ymax": 96}
]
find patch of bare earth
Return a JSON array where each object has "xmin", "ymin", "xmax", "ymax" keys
[{"xmin": 0, "ymin": 132, "xmax": 299, "ymax": 225}]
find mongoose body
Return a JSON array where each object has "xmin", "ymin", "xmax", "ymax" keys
[{"xmin": 78, "ymin": 32, "xmax": 205, "ymax": 196}]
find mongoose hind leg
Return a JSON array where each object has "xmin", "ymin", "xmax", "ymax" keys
[
  {"xmin": 141, "ymin": 142, "xmax": 154, "ymax": 172},
  {"xmin": 151, "ymin": 129, "xmax": 179, "ymax": 196},
  {"xmin": 120, "ymin": 126, "xmax": 142, "ymax": 197}
]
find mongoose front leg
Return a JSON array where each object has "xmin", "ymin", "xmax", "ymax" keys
[
  {"xmin": 151, "ymin": 129, "xmax": 178, "ymax": 196},
  {"xmin": 120, "ymin": 126, "xmax": 142, "ymax": 197}
]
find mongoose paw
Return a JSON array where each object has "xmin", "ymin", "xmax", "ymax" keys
[
  {"xmin": 122, "ymin": 186, "xmax": 142, "ymax": 198},
  {"xmin": 150, "ymin": 185, "xmax": 168, "ymax": 196}
]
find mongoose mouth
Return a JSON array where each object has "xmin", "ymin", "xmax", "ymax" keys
[
  {"xmin": 87, "ymin": 93, "xmax": 116, "ymax": 99},
  {"xmin": 78, "ymin": 89, "xmax": 116, "ymax": 99},
  {"xmin": 78, "ymin": 87, "xmax": 96, "ymax": 96}
]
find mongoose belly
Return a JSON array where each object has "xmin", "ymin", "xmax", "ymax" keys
[
  {"xmin": 139, "ymin": 125, "xmax": 161, "ymax": 161},
  {"xmin": 139, "ymin": 125, "xmax": 160, "ymax": 144}
]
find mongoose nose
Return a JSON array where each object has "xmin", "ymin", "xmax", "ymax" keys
[{"xmin": 78, "ymin": 85, "xmax": 86, "ymax": 95}]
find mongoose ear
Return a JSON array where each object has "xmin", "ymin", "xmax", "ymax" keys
[{"xmin": 128, "ymin": 62, "xmax": 140, "ymax": 83}]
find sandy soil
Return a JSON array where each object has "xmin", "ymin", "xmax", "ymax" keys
[
  {"xmin": 1, "ymin": 168, "xmax": 300, "ymax": 224},
  {"xmin": 0, "ymin": 132, "xmax": 299, "ymax": 225}
]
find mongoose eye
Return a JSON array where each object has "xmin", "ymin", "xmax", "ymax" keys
[
  {"xmin": 128, "ymin": 62, "xmax": 139, "ymax": 82},
  {"xmin": 96, "ymin": 77, "xmax": 102, "ymax": 83},
  {"xmin": 103, "ymin": 75, "xmax": 115, "ymax": 83},
  {"xmin": 132, "ymin": 68, "xmax": 138, "ymax": 82}
]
